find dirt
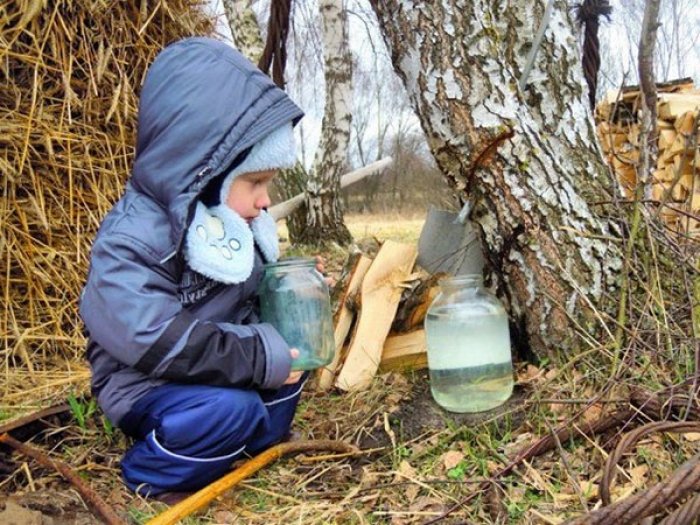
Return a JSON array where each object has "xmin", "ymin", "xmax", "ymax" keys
[
  {"xmin": 0, "ymin": 490, "xmax": 95, "ymax": 525},
  {"xmin": 359, "ymin": 370, "xmax": 531, "ymax": 450}
]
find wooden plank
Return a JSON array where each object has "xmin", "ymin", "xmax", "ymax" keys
[
  {"xmin": 678, "ymin": 173, "xmax": 695, "ymax": 191},
  {"xmin": 652, "ymin": 169, "xmax": 669, "ymax": 183},
  {"xmin": 392, "ymin": 273, "xmax": 444, "ymax": 333},
  {"xmin": 613, "ymin": 163, "xmax": 636, "ymax": 195},
  {"xmin": 691, "ymin": 191, "xmax": 700, "ymax": 211},
  {"xmin": 379, "ymin": 330, "xmax": 428, "ymax": 372},
  {"xmin": 674, "ymin": 111, "xmax": 696, "ymax": 135},
  {"xmin": 612, "ymin": 133, "xmax": 629, "ymax": 149},
  {"xmin": 667, "ymin": 133, "xmax": 691, "ymax": 159},
  {"xmin": 658, "ymin": 128, "xmax": 677, "ymax": 151},
  {"xmin": 627, "ymin": 124, "xmax": 640, "ymax": 147},
  {"xmin": 316, "ymin": 255, "xmax": 372, "ymax": 391},
  {"xmin": 651, "ymin": 182, "xmax": 666, "ymax": 202},
  {"xmin": 335, "ymin": 241, "xmax": 418, "ymax": 391},
  {"xmin": 671, "ymin": 181, "xmax": 688, "ymax": 202},
  {"xmin": 674, "ymin": 154, "xmax": 697, "ymax": 175},
  {"xmin": 657, "ymin": 93, "xmax": 700, "ymax": 120}
]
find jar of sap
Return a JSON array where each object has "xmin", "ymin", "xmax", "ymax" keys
[
  {"xmin": 258, "ymin": 258, "xmax": 334, "ymax": 371},
  {"xmin": 424, "ymin": 274, "xmax": 513, "ymax": 413}
]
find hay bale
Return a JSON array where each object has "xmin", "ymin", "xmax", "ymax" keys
[{"xmin": 0, "ymin": 0, "xmax": 215, "ymax": 401}]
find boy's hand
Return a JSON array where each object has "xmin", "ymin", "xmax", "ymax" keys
[
  {"xmin": 284, "ymin": 348, "xmax": 303, "ymax": 385},
  {"xmin": 315, "ymin": 255, "xmax": 336, "ymax": 287}
]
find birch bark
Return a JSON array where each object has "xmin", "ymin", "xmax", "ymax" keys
[
  {"xmin": 298, "ymin": 0, "xmax": 353, "ymax": 245},
  {"xmin": 370, "ymin": 0, "xmax": 624, "ymax": 357},
  {"xmin": 222, "ymin": 0, "xmax": 264, "ymax": 63}
]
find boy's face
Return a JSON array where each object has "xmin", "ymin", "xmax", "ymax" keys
[{"xmin": 225, "ymin": 170, "xmax": 276, "ymax": 223}]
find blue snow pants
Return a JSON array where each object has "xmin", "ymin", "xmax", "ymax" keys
[{"xmin": 118, "ymin": 377, "xmax": 307, "ymax": 496}]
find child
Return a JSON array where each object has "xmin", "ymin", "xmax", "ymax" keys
[{"xmin": 79, "ymin": 37, "xmax": 309, "ymax": 499}]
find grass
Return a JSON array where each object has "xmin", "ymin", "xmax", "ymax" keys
[
  {"xmin": 5, "ymin": 212, "xmax": 700, "ymax": 524},
  {"xmin": 344, "ymin": 212, "xmax": 425, "ymax": 244},
  {"xmin": 278, "ymin": 212, "xmax": 426, "ymax": 247}
]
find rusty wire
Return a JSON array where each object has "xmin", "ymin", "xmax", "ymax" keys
[
  {"xmin": 600, "ymin": 421, "xmax": 700, "ymax": 506},
  {"xmin": 574, "ymin": 0, "xmax": 613, "ymax": 110},
  {"xmin": 658, "ymin": 492, "xmax": 700, "ymax": 525},
  {"xmin": 257, "ymin": 0, "xmax": 293, "ymax": 88},
  {"xmin": 565, "ymin": 454, "xmax": 700, "ymax": 525},
  {"xmin": 425, "ymin": 380, "xmax": 700, "ymax": 524}
]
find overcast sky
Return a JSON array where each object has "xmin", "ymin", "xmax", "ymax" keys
[{"xmin": 206, "ymin": 0, "xmax": 700, "ymax": 165}]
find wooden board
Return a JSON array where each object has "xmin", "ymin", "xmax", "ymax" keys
[
  {"xmin": 379, "ymin": 330, "xmax": 428, "ymax": 372},
  {"xmin": 657, "ymin": 93, "xmax": 700, "ymax": 120},
  {"xmin": 392, "ymin": 272, "xmax": 444, "ymax": 333},
  {"xmin": 316, "ymin": 255, "xmax": 372, "ymax": 391},
  {"xmin": 658, "ymin": 128, "xmax": 677, "ymax": 151},
  {"xmin": 335, "ymin": 241, "xmax": 418, "ymax": 391},
  {"xmin": 674, "ymin": 111, "xmax": 696, "ymax": 135}
]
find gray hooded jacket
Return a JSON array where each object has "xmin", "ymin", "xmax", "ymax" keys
[{"xmin": 79, "ymin": 38, "xmax": 304, "ymax": 426}]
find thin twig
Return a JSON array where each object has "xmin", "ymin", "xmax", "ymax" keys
[{"xmin": 0, "ymin": 433, "xmax": 127, "ymax": 525}]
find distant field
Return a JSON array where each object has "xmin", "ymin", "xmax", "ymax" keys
[
  {"xmin": 278, "ymin": 212, "xmax": 426, "ymax": 245},
  {"xmin": 345, "ymin": 212, "xmax": 425, "ymax": 243}
]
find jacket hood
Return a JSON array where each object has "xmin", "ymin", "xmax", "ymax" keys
[{"xmin": 131, "ymin": 37, "xmax": 303, "ymax": 250}]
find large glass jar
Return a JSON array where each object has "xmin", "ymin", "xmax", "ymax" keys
[
  {"xmin": 424, "ymin": 274, "xmax": 513, "ymax": 413},
  {"xmin": 258, "ymin": 258, "xmax": 334, "ymax": 371}
]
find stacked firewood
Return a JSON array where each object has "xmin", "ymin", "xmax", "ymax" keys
[
  {"xmin": 316, "ymin": 241, "xmax": 438, "ymax": 391},
  {"xmin": 595, "ymin": 78, "xmax": 700, "ymax": 235}
]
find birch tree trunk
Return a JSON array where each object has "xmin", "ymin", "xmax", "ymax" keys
[
  {"xmin": 370, "ymin": 0, "xmax": 624, "ymax": 358},
  {"xmin": 637, "ymin": 0, "xmax": 661, "ymax": 198},
  {"xmin": 297, "ymin": 0, "xmax": 353, "ymax": 245},
  {"xmin": 222, "ymin": 0, "xmax": 265, "ymax": 63},
  {"xmin": 223, "ymin": 1, "xmax": 308, "ymax": 238}
]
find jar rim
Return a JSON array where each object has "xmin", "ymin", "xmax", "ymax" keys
[
  {"xmin": 438, "ymin": 273, "xmax": 483, "ymax": 287},
  {"xmin": 264, "ymin": 257, "xmax": 316, "ymax": 270}
]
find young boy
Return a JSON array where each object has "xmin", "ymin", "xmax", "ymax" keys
[{"xmin": 79, "ymin": 37, "xmax": 308, "ymax": 498}]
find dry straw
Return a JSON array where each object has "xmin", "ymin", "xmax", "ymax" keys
[{"xmin": 1, "ymin": 0, "xmax": 215, "ymax": 407}]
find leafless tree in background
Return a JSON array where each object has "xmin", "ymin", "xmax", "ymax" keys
[
  {"xmin": 597, "ymin": 0, "xmax": 700, "ymax": 98},
  {"xmin": 297, "ymin": 0, "xmax": 353, "ymax": 245},
  {"xmin": 637, "ymin": 0, "xmax": 661, "ymax": 199},
  {"xmin": 222, "ymin": 0, "xmax": 264, "ymax": 63},
  {"xmin": 224, "ymin": 0, "xmax": 353, "ymax": 245}
]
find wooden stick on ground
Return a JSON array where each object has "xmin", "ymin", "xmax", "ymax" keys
[
  {"xmin": 146, "ymin": 439, "xmax": 358, "ymax": 525},
  {"xmin": 0, "ymin": 432, "xmax": 127, "ymax": 525},
  {"xmin": 0, "ymin": 403, "xmax": 69, "ymax": 435}
]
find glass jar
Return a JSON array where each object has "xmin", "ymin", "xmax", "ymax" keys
[
  {"xmin": 258, "ymin": 258, "xmax": 334, "ymax": 371},
  {"xmin": 424, "ymin": 274, "xmax": 513, "ymax": 413}
]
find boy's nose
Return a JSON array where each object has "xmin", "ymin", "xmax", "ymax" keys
[{"xmin": 257, "ymin": 190, "xmax": 271, "ymax": 210}]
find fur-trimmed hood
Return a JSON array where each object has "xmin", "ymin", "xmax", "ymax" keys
[{"xmin": 130, "ymin": 37, "xmax": 303, "ymax": 251}]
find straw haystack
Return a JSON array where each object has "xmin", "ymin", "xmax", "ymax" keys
[
  {"xmin": 596, "ymin": 79, "xmax": 700, "ymax": 238},
  {"xmin": 0, "ymin": 1, "xmax": 215, "ymax": 403}
]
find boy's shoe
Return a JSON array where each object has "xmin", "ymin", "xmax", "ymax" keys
[
  {"xmin": 282, "ymin": 430, "xmax": 302, "ymax": 442},
  {"xmin": 153, "ymin": 491, "xmax": 194, "ymax": 505}
]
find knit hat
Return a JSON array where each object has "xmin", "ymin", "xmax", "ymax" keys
[
  {"xmin": 184, "ymin": 124, "xmax": 297, "ymax": 284},
  {"xmin": 218, "ymin": 123, "xmax": 296, "ymax": 205}
]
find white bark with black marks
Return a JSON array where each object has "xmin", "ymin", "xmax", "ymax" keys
[
  {"xmin": 222, "ymin": 0, "xmax": 264, "ymax": 63},
  {"xmin": 370, "ymin": 0, "xmax": 623, "ymax": 357},
  {"xmin": 302, "ymin": 0, "xmax": 353, "ymax": 245}
]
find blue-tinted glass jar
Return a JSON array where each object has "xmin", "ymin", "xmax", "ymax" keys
[{"xmin": 258, "ymin": 258, "xmax": 334, "ymax": 371}]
